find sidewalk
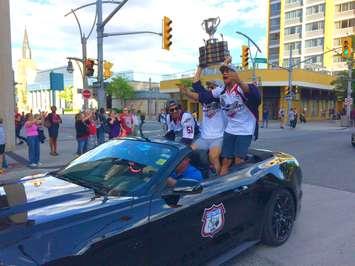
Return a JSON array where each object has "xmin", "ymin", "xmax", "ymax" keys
[
  {"xmin": 1, "ymin": 131, "xmax": 77, "ymax": 180},
  {"xmin": 259, "ymin": 120, "xmax": 349, "ymax": 132}
]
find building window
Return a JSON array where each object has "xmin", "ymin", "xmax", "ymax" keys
[
  {"xmin": 335, "ymin": 18, "xmax": 355, "ymax": 29},
  {"xmin": 305, "ymin": 38, "xmax": 324, "ymax": 48},
  {"xmin": 285, "ymin": 9, "xmax": 302, "ymax": 20},
  {"xmin": 283, "ymin": 57, "xmax": 301, "ymax": 67},
  {"xmin": 285, "ymin": 41, "xmax": 302, "ymax": 50},
  {"xmin": 306, "ymin": 20, "xmax": 325, "ymax": 31},
  {"xmin": 333, "ymin": 55, "xmax": 347, "ymax": 63},
  {"xmin": 305, "ymin": 54, "xmax": 323, "ymax": 64},
  {"xmin": 285, "ymin": 25, "xmax": 302, "ymax": 35},
  {"xmin": 286, "ymin": 0, "xmax": 302, "ymax": 4},
  {"xmin": 270, "ymin": 3, "xmax": 281, "ymax": 16},
  {"xmin": 306, "ymin": 4, "xmax": 325, "ymax": 15},
  {"xmin": 270, "ymin": 18, "xmax": 280, "ymax": 30},
  {"xmin": 333, "ymin": 38, "xmax": 342, "ymax": 46},
  {"xmin": 335, "ymin": 1, "xmax": 355, "ymax": 12}
]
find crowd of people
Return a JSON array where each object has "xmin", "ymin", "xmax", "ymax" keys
[{"xmin": 74, "ymin": 107, "xmax": 144, "ymax": 155}]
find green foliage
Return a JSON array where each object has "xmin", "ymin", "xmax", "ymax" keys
[
  {"xmin": 331, "ymin": 69, "xmax": 355, "ymax": 100},
  {"xmin": 59, "ymin": 86, "xmax": 73, "ymax": 108},
  {"xmin": 177, "ymin": 78, "xmax": 193, "ymax": 88},
  {"xmin": 106, "ymin": 76, "xmax": 135, "ymax": 100}
]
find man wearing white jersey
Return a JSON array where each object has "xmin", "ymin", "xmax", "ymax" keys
[
  {"xmin": 165, "ymin": 100, "xmax": 195, "ymax": 146},
  {"xmin": 179, "ymin": 66, "xmax": 226, "ymax": 175},
  {"xmin": 194, "ymin": 57, "xmax": 261, "ymax": 176}
]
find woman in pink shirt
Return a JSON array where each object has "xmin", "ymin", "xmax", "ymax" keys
[{"xmin": 25, "ymin": 113, "xmax": 43, "ymax": 167}]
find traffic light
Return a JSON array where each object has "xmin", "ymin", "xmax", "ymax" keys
[
  {"xmin": 162, "ymin": 16, "xmax": 172, "ymax": 50},
  {"xmin": 341, "ymin": 36, "xmax": 352, "ymax": 59},
  {"xmin": 241, "ymin": 45, "xmax": 250, "ymax": 69},
  {"xmin": 85, "ymin": 59, "xmax": 95, "ymax": 77},
  {"xmin": 103, "ymin": 61, "xmax": 113, "ymax": 79},
  {"xmin": 285, "ymin": 86, "xmax": 290, "ymax": 96}
]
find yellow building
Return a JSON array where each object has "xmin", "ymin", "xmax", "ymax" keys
[
  {"xmin": 267, "ymin": 0, "xmax": 354, "ymax": 73},
  {"xmin": 160, "ymin": 68, "xmax": 337, "ymax": 121}
]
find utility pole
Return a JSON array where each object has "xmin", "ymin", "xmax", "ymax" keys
[
  {"xmin": 347, "ymin": 59, "xmax": 353, "ymax": 121},
  {"xmin": 97, "ymin": 0, "xmax": 105, "ymax": 108},
  {"xmin": 287, "ymin": 48, "xmax": 293, "ymax": 119}
]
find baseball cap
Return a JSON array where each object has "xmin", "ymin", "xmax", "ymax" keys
[{"xmin": 219, "ymin": 64, "xmax": 237, "ymax": 73}]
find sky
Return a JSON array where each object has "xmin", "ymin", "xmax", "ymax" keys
[{"xmin": 10, "ymin": 0, "xmax": 267, "ymax": 82}]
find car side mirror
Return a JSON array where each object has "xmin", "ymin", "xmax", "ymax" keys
[{"xmin": 173, "ymin": 179, "xmax": 203, "ymax": 195}]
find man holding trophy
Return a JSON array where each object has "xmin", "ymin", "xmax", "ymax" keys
[{"xmin": 180, "ymin": 17, "xmax": 261, "ymax": 176}]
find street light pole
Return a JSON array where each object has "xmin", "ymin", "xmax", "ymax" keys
[
  {"xmin": 347, "ymin": 59, "xmax": 352, "ymax": 121},
  {"xmin": 96, "ymin": 0, "xmax": 105, "ymax": 108},
  {"xmin": 287, "ymin": 48, "xmax": 293, "ymax": 120}
]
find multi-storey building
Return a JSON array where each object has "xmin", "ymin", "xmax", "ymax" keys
[{"xmin": 267, "ymin": 0, "xmax": 354, "ymax": 74}]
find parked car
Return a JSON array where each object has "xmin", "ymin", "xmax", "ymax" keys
[{"xmin": 0, "ymin": 138, "xmax": 302, "ymax": 266}]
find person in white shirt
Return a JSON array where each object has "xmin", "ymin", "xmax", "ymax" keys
[
  {"xmin": 165, "ymin": 100, "xmax": 195, "ymax": 145},
  {"xmin": 193, "ymin": 57, "xmax": 261, "ymax": 176},
  {"xmin": 179, "ymin": 66, "xmax": 226, "ymax": 175}
]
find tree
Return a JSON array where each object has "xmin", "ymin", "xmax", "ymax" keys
[
  {"xmin": 106, "ymin": 76, "xmax": 135, "ymax": 101},
  {"xmin": 58, "ymin": 86, "xmax": 73, "ymax": 109},
  {"xmin": 331, "ymin": 69, "xmax": 355, "ymax": 100}
]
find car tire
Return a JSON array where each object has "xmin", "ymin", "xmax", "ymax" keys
[{"xmin": 261, "ymin": 189, "xmax": 295, "ymax": 246}]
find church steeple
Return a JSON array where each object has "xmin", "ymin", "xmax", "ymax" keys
[{"xmin": 22, "ymin": 28, "xmax": 32, "ymax": 59}]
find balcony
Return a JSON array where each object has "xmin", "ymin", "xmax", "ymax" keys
[
  {"xmin": 269, "ymin": 54, "xmax": 279, "ymax": 62},
  {"xmin": 304, "ymin": 46, "xmax": 323, "ymax": 54},
  {"xmin": 335, "ymin": 10, "xmax": 355, "ymax": 20},
  {"xmin": 285, "ymin": 17, "xmax": 302, "ymax": 26},
  {"xmin": 270, "ymin": 25, "xmax": 281, "ymax": 32},
  {"xmin": 284, "ymin": 33, "xmax": 302, "ymax": 42},
  {"xmin": 284, "ymin": 49, "xmax": 301, "ymax": 57},
  {"xmin": 306, "ymin": 12, "xmax": 325, "ymax": 22},
  {"xmin": 305, "ymin": 29, "xmax": 324, "ymax": 38},
  {"xmin": 333, "ymin": 26, "xmax": 355, "ymax": 37},
  {"xmin": 269, "ymin": 39, "xmax": 280, "ymax": 46},
  {"xmin": 285, "ymin": 1, "xmax": 302, "ymax": 10},
  {"xmin": 305, "ymin": 0, "xmax": 325, "ymax": 5}
]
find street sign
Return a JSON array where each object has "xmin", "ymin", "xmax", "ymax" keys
[
  {"xmin": 255, "ymin": 58, "xmax": 267, "ymax": 64},
  {"xmin": 345, "ymin": 97, "xmax": 353, "ymax": 106},
  {"xmin": 82, "ymin": 89, "xmax": 91, "ymax": 99},
  {"xmin": 50, "ymin": 72, "xmax": 64, "ymax": 91}
]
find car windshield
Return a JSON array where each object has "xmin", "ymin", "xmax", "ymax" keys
[{"xmin": 55, "ymin": 140, "xmax": 176, "ymax": 196}]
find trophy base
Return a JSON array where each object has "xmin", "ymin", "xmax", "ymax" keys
[{"xmin": 199, "ymin": 40, "xmax": 230, "ymax": 67}]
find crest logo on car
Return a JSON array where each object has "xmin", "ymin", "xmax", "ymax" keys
[{"xmin": 201, "ymin": 203, "xmax": 226, "ymax": 238}]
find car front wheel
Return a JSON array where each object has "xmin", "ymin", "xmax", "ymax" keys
[{"xmin": 262, "ymin": 189, "xmax": 296, "ymax": 246}]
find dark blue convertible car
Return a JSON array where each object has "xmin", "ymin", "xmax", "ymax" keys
[{"xmin": 0, "ymin": 138, "xmax": 302, "ymax": 266}]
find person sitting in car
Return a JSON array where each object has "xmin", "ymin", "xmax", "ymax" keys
[{"xmin": 166, "ymin": 155, "xmax": 203, "ymax": 187}]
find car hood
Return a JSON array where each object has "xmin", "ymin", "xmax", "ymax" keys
[{"xmin": 0, "ymin": 173, "xmax": 132, "ymax": 227}]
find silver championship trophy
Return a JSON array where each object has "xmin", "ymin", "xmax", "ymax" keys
[{"xmin": 199, "ymin": 17, "xmax": 230, "ymax": 67}]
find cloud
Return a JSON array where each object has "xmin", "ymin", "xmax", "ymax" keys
[{"xmin": 10, "ymin": 0, "xmax": 267, "ymax": 81}]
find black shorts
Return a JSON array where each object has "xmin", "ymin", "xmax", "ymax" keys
[{"xmin": 0, "ymin": 144, "xmax": 5, "ymax": 155}]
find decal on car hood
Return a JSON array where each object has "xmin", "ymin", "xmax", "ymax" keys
[{"xmin": 201, "ymin": 203, "xmax": 226, "ymax": 238}]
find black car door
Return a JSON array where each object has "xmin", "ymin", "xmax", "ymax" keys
[
  {"xmin": 81, "ymin": 196, "xmax": 151, "ymax": 266},
  {"xmin": 148, "ymin": 174, "xmax": 260, "ymax": 265}
]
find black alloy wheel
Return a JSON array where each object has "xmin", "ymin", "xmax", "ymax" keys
[{"xmin": 262, "ymin": 189, "xmax": 296, "ymax": 246}]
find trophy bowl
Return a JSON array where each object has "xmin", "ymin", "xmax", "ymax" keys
[{"xmin": 199, "ymin": 17, "xmax": 230, "ymax": 67}]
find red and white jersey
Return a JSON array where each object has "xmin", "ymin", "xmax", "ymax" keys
[{"xmin": 166, "ymin": 112, "xmax": 195, "ymax": 139}]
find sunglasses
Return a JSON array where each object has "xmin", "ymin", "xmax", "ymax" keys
[{"xmin": 169, "ymin": 107, "xmax": 179, "ymax": 112}]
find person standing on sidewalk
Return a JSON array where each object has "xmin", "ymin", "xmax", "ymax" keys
[
  {"xmin": 288, "ymin": 108, "xmax": 296, "ymax": 128},
  {"xmin": 107, "ymin": 111, "xmax": 121, "ymax": 139},
  {"xmin": 96, "ymin": 108, "xmax": 107, "ymax": 145},
  {"xmin": 262, "ymin": 107, "xmax": 269, "ymax": 128},
  {"xmin": 119, "ymin": 107, "xmax": 134, "ymax": 137},
  {"xmin": 278, "ymin": 108, "xmax": 285, "ymax": 129},
  {"xmin": 24, "ymin": 113, "xmax": 43, "ymax": 167},
  {"xmin": 46, "ymin": 106, "xmax": 62, "ymax": 156},
  {"xmin": 14, "ymin": 108, "xmax": 26, "ymax": 145},
  {"xmin": 0, "ymin": 118, "xmax": 6, "ymax": 174},
  {"xmin": 75, "ymin": 113, "xmax": 90, "ymax": 155}
]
